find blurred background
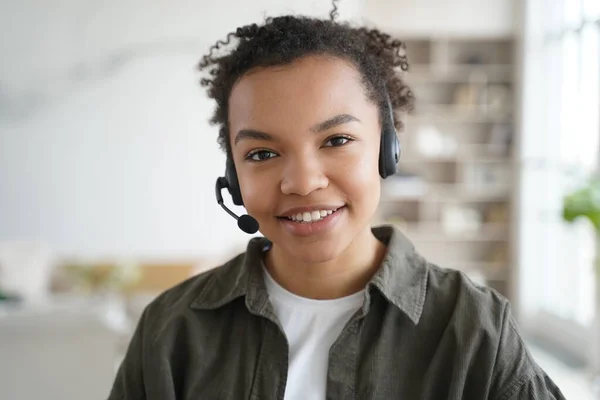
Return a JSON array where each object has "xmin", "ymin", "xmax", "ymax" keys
[{"xmin": 0, "ymin": 0, "xmax": 598, "ymax": 398}]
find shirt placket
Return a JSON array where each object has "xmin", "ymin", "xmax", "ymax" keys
[
  {"xmin": 246, "ymin": 288, "xmax": 290, "ymax": 400},
  {"xmin": 325, "ymin": 311, "xmax": 362, "ymax": 400}
]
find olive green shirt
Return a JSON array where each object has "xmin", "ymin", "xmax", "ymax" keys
[{"xmin": 109, "ymin": 225, "xmax": 565, "ymax": 399}]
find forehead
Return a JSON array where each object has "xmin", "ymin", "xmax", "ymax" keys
[{"xmin": 228, "ymin": 55, "xmax": 375, "ymax": 134}]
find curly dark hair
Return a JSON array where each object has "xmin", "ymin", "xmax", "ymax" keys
[{"xmin": 198, "ymin": 2, "xmax": 415, "ymax": 155}]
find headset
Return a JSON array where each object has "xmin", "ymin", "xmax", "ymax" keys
[{"xmin": 215, "ymin": 89, "xmax": 401, "ymax": 234}]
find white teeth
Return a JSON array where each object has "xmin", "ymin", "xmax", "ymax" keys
[{"xmin": 285, "ymin": 208, "xmax": 340, "ymax": 223}]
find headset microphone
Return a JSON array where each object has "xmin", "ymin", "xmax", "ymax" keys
[{"xmin": 215, "ymin": 177, "xmax": 260, "ymax": 234}]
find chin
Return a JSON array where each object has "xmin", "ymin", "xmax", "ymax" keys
[{"xmin": 283, "ymin": 237, "xmax": 347, "ymax": 265}]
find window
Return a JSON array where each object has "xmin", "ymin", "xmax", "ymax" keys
[{"xmin": 519, "ymin": 0, "xmax": 600, "ymax": 361}]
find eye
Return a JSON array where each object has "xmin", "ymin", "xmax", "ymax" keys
[
  {"xmin": 245, "ymin": 149, "xmax": 278, "ymax": 162},
  {"xmin": 323, "ymin": 135, "xmax": 353, "ymax": 147}
]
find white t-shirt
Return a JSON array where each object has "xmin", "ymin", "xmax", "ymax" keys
[{"xmin": 263, "ymin": 267, "xmax": 364, "ymax": 400}]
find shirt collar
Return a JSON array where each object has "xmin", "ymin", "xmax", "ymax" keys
[
  {"xmin": 365, "ymin": 225, "xmax": 428, "ymax": 324},
  {"xmin": 190, "ymin": 225, "xmax": 428, "ymax": 325}
]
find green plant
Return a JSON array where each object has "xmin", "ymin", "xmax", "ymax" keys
[
  {"xmin": 563, "ymin": 177, "xmax": 600, "ymax": 231},
  {"xmin": 563, "ymin": 176, "xmax": 600, "ymax": 274}
]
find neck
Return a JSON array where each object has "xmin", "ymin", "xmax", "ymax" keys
[{"xmin": 264, "ymin": 227, "xmax": 387, "ymax": 300}]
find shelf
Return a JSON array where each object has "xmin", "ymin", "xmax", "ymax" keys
[
  {"xmin": 443, "ymin": 262, "xmax": 509, "ymax": 282},
  {"xmin": 407, "ymin": 115, "xmax": 505, "ymax": 124},
  {"xmin": 381, "ymin": 176, "xmax": 428, "ymax": 200},
  {"xmin": 380, "ymin": 36, "xmax": 516, "ymax": 301},
  {"xmin": 401, "ymin": 156, "xmax": 511, "ymax": 164},
  {"xmin": 400, "ymin": 144, "xmax": 512, "ymax": 164},
  {"xmin": 415, "ymin": 103, "xmax": 510, "ymax": 115},
  {"xmin": 408, "ymin": 64, "xmax": 513, "ymax": 82},
  {"xmin": 381, "ymin": 183, "xmax": 510, "ymax": 202},
  {"xmin": 407, "ymin": 109, "xmax": 510, "ymax": 123},
  {"xmin": 396, "ymin": 222, "xmax": 509, "ymax": 242}
]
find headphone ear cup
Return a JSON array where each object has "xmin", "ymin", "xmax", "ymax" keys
[
  {"xmin": 225, "ymin": 157, "xmax": 244, "ymax": 206},
  {"xmin": 379, "ymin": 90, "xmax": 401, "ymax": 179},
  {"xmin": 379, "ymin": 127, "xmax": 400, "ymax": 179}
]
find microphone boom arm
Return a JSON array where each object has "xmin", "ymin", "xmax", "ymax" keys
[
  {"xmin": 216, "ymin": 177, "xmax": 239, "ymax": 221},
  {"xmin": 215, "ymin": 177, "xmax": 259, "ymax": 234}
]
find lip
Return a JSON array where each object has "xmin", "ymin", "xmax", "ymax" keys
[
  {"xmin": 278, "ymin": 204, "xmax": 345, "ymax": 218},
  {"xmin": 278, "ymin": 206, "xmax": 345, "ymax": 237}
]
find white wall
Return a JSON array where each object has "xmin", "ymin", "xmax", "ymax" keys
[
  {"xmin": 0, "ymin": 0, "xmax": 363, "ymax": 260},
  {"xmin": 362, "ymin": 0, "xmax": 515, "ymax": 38}
]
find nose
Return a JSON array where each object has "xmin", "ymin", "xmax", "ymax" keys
[{"xmin": 280, "ymin": 153, "xmax": 328, "ymax": 196}]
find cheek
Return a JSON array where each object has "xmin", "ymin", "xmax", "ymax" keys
[
  {"xmin": 332, "ymin": 145, "xmax": 381, "ymax": 206},
  {"xmin": 237, "ymin": 168, "xmax": 278, "ymax": 214}
]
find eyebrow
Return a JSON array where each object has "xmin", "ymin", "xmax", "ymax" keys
[
  {"xmin": 234, "ymin": 113, "xmax": 361, "ymax": 145},
  {"xmin": 234, "ymin": 129, "xmax": 275, "ymax": 145},
  {"xmin": 310, "ymin": 113, "xmax": 361, "ymax": 133}
]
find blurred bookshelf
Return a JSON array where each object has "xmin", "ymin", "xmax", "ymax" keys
[{"xmin": 377, "ymin": 37, "xmax": 515, "ymax": 300}]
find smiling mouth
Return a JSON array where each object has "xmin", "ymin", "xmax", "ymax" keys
[{"xmin": 279, "ymin": 207, "xmax": 344, "ymax": 224}]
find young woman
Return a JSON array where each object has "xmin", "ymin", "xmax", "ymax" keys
[{"xmin": 109, "ymin": 5, "xmax": 565, "ymax": 400}]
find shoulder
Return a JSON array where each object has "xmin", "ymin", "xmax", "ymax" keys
[
  {"xmin": 375, "ymin": 225, "xmax": 508, "ymax": 328},
  {"xmin": 423, "ymin": 261, "xmax": 510, "ymax": 332},
  {"xmin": 418, "ymin": 261, "xmax": 563, "ymax": 398},
  {"xmin": 427, "ymin": 261, "xmax": 508, "ymax": 309}
]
